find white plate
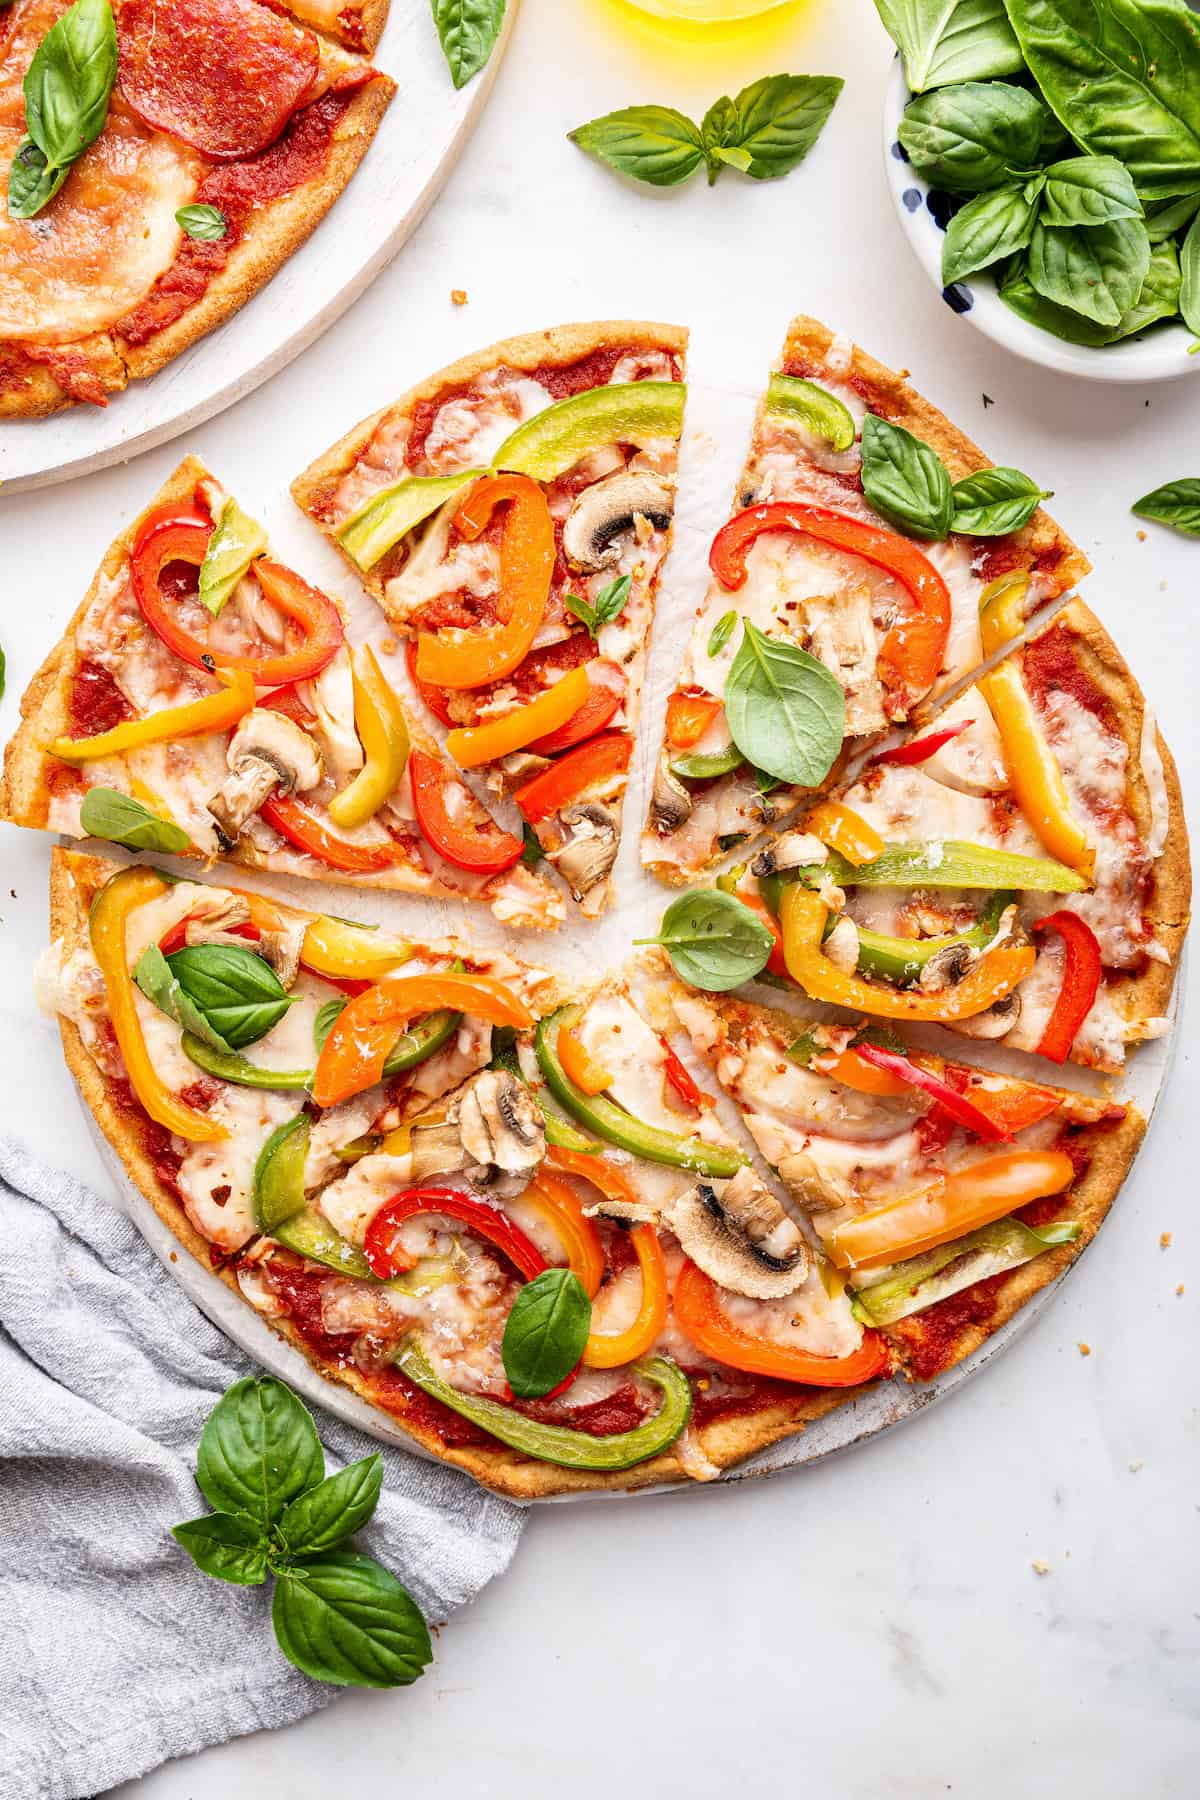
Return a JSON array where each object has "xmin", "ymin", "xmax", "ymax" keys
[
  {"xmin": 882, "ymin": 57, "xmax": 1199, "ymax": 385},
  {"xmin": 0, "ymin": 0, "xmax": 519, "ymax": 494}
]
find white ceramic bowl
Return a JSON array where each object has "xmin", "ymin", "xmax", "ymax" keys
[{"xmin": 882, "ymin": 57, "xmax": 1198, "ymax": 384}]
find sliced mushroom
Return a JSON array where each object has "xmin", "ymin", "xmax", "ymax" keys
[
  {"xmin": 919, "ymin": 940, "xmax": 982, "ymax": 992},
  {"xmin": 823, "ymin": 915, "xmax": 860, "ymax": 973},
  {"xmin": 409, "ymin": 1119, "xmax": 470, "ymax": 1183},
  {"xmin": 650, "ymin": 754, "xmax": 692, "ymax": 835},
  {"xmin": 948, "ymin": 991, "xmax": 1022, "ymax": 1039},
  {"xmin": 562, "ymin": 471, "xmax": 674, "ymax": 574},
  {"xmin": 182, "ymin": 894, "xmax": 253, "ymax": 947},
  {"xmin": 455, "ymin": 1069, "xmax": 544, "ymax": 1172},
  {"xmin": 548, "ymin": 803, "xmax": 619, "ymax": 901},
  {"xmin": 258, "ymin": 918, "xmax": 307, "ymax": 990},
  {"xmin": 750, "ymin": 830, "xmax": 829, "ymax": 877},
  {"xmin": 496, "ymin": 750, "xmax": 552, "ymax": 784},
  {"xmin": 207, "ymin": 710, "xmax": 324, "ymax": 842},
  {"xmin": 668, "ymin": 1169, "xmax": 810, "ymax": 1299}
]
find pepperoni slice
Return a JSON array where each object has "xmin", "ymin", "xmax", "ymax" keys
[{"xmin": 116, "ymin": 0, "xmax": 320, "ymax": 161}]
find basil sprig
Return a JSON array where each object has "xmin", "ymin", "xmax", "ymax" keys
[
  {"xmin": 165, "ymin": 944, "xmax": 294, "ymax": 1048},
  {"xmin": 8, "ymin": 0, "xmax": 117, "ymax": 221},
  {"xmin": 565, "ymin": 573, "xmax": 631, "ymax": 639},
  {"xmin": 431, "ymin": 0, "xmax": 506, "ymax": 90},
  {"xmin": 639, "ymin": 889, "xmax": 775, "ymax": 993},
  {"xmin": 79, "ymin": 787, "xmax": 190, "ymax": 854},
  {"xmin": 724, "ymin": 620, "xmax": 846, "ymax": 788},
  {"xmin": 570, "ymin": 74, "xmax": 842, "ymax": 192},
  {"xmin": 133, "ymin": 944, "xmax": 237, "ymax": 1056},
  {"xmin": 860, "ymin": 413, "xmax": 1049, "ymax": 538},
  {"xmin": 1132, "ymin": 479, "xmax": 1200, "ymax": 538},
  {"xmin": 174, "ymin": 1376, "xmax": 431, "ymax": 1687},
  {"xmin": 502, "ymin": 1268, "xmax": 592, "ymax": 1398}
]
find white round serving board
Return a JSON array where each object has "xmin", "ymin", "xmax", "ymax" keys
[
  {"xmin": 0, "ymin": 0, "xmax": 519, "ymax": 494},
  {"xmin": 63, "ymin": 367, "xmax": 1184, "ymax": 1500}
]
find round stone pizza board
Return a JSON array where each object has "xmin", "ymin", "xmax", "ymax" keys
[{"xmin": 0, "ymin": 0, "xmax": 519, "ymax": 495}]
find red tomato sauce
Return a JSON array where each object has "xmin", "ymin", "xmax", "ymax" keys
[
  {"xmin": 69, "ymin": 659, "xmax": 133, "ymax": 735},
  {"xmin": 1021, "ymin": 623, "xmax": 1117, "ymax": 731}
]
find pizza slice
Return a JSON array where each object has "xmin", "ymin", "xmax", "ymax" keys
[
  {"xmin": 292, "ymin": 322, "xmax": 688, "ymax": 916},
  {"xmin": 665, "ymin": 980, "xmax": 1144, "ymax": 1382},
  {"xmin": 642, "ymin": 313, "xmax": 1089, "ymax": 884},
  {"xmin": 0, "ymin": 0, "xmax": 393, "ymax": 416},
  {"xmin": 709, "ymin": 599, "xmax": 1188, "ymax": 1071},
  {"xmin": 46, "ymin": 849, "xmax": 896, "ymax": 1497},
  {"xmin": 1, "ymin": 457, "xmax": 565, "ymax": 928}
]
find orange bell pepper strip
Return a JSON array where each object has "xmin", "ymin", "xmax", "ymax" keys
[
  {"xmin": 548, "ymin": 1145, "xmax": 638, "ymax": 1203},
  {"xmin": 665, "ymin": 689, "xmax": 723, "ymax": 751},
  {"xmin": 445, "ymin": 665, "xmax": 589, "ymax": 769},
  {"xmin": 414, "ymin": 474, "xmax": 555, "ymax": 690},
  {"xmin": 818, "ymin": 1046, "xmax": 915, "ymax": 1098},
  {"xmin": 803, "ymin": 800, "xmax": 885, "ymax": 867},
  {"xmin": 557, "ymin": 1024, "xmax": 612, "ymax": 1096},
  {"xmin": 826, "ymin": 1149, "xmax": 1076, "ymax": 1270},
  {"xmin": 780, "ymin": 884, "xmax": 1035, "ymax": 1022},
  {"xmin": 89, "ymin": 868, "xmax": 227, "ymax": 1144},
  {"xmin": 514, "ymin": 731, "xmax": 632, "ymax": 823},
  {"xmin": 523, "ymin": 1170, "xmax": 606, "ymax": 1297},
  {"xmin": 50, "ymin": 669, "xmax": 255, "ymax": 763},
  {"xmin": 673, "ymin": 1259, "xmax": 890, "ymax": 1386},
  {"xmin": 312, "ymin": 973, "xmax": 533, "ymax": 1107},
  {"xmin": 585, "ymin": 1225, "xmax": 668, "ymax": 1369},
  {"xmin": 529, "ymin": 661, "xmax": 625, "ymax": 754}
]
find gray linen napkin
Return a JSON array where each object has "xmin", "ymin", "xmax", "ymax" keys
[{"xmin": 0, "ymin": 1137, "xmax": 524, "ymax": 1800}]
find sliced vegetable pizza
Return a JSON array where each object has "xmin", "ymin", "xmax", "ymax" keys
[
  {"xmin": 694, "ymin": 600, "xmax": 1188, "ymax": 1072},
  {"xmin": 0, "ymin": 0, "xmax": 393, "ymax": 416},
  {"xmin": 665, "ymin": 980, "xmax": 1145, "ymax": 1382},
  {"xmin": 293, "ymin": 322, "xmax": 688, "ymax": 916},
  {"xmin": 1, "ymin": 458, "xmax": 565, "ymax": 928},
  {"xmin": 45, "ymin": 851, "xmax": 913, "ymax": 1497},
  {"xmin": 643, "ymin": 313, "xmax": 1090, "ymax": 884}
]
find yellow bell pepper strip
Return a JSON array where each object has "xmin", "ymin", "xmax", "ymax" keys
[
  {"xmin": 825, "ymin": 1149, "xmax": 1076, "ymax": 1270},
  {"xmin": 327, "ymin": 647, "xmax": 410, "ymax": 830},
  {"xmin": 584, "ymin": 1223, "xmax": 669, "ymax": 1370},
  {"xmin": 50, "ymin": 669, "xmax": 255, "ymax": 764},
  {"xmin": 673, "ymin": 1259, "xmax": 889, "ymax": 1385},
  {"xmin": 976, "ymin": 573, "xmax": 1093, "ymax": 879},
  {"xmin": 234, "ymin": 893, "xmax": 415, "ymax": 982},
  {"xmin": 445, "ymin": 665, "xmax": 590, "ymax": 769},
  {"xmin": 312, "ymin": 973, "xmax": 534, "ymax": 1108},
  {"xmin": 523, "ymin": 1169, "xmax": 606, "ymax": 1297},
  {"xmin": 89, "ymin": 868, "xmax": 227, "ymax": 1144},
  {"xmin": 779, "ymin": 884, "xmax": 1035, "ymax": 1022},
  {"xmin": 803, "ymin": 800, "xmax": 885, "ymax": 866},
  {"xmin": 414, "ymin": 473, "xmax": 555, "ymax": 690},
  {"xmin": 557, "ymin": 1023, "xmax": 613, "ymax": 1096}
]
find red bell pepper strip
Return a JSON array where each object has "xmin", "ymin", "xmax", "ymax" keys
[
  {"xmin": 364, "ymin": 1186, "xmax": 548, "ymax": 1282},
  {"xmin": 659, "ymin": 1037, "xmax": 702, "ymax": 1111},
  {"xmin": 709, "ymin": 503, "xmax": 951, "ymax": 702},
  {"xmin": 528, "ymin": 660, "xmax": 626, "ymax": 754},
  {"xmin": 515, "ymin": 731, "xmax": 632, "ymax": 823},
  {"xmin": 404, "ymin": 639, "xmax": 455, "ymax": 728},
  {"xmin": 871, "ymin": 719, "xmax": 974, "ymax": 767},
  {"xmin": 737, "ymin": 894, "xmax": 789, "ymax": 978},
  {"xmin": 264, "ymin": 682, "xmax": 318, "ymax": 727},
  {"xmin": 673, "ymin": 1259, "xmax": 890, "ymax": 1387},
  {"xmin": 131, "ymin": 505, "xmax": 343, "ymax": 685},
  {"xmin": 261, "ymin": 795, "xmax": 408, "ymax": 872},
  {"xmin": 852, "ymin": 1043, "xmax": 1014, "ymax": 1142},
  {"xmin": 937, "ymin": 1066, "xmax": 1062, "ymax": 1136},
  {"xmin": 1032, "ymin": 911, "xmax": 1102, "ymax": 1064},
  {"xmin": 408, "ymin": 748, "xmax": 524, "ymax": 874}
]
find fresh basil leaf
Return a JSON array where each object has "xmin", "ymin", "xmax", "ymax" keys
[
  {"xmin": 1145, "ymin": 191, "xmax": 1200, "ymax": 244},
  {"xmin": 564, "ymin": 573, "xmax": 631, "ymax": 639},
  {"xmin": 720, "ymin": 74, "xmax": 843, "ymax": 181},
  {"xmin": 700, "ymin": 92, "xmax": 738, "ymax": 185},
  {"xmin": 172, "ymin": 1512, "xmax": 268, "ymax": 1586},
  {"xmin": 568, "ymin": 105, "xmax": 705, "ymax": 188},
  {"xmin": 1028, "ymin": 215, "xmax": 1151, "ymax": 326},
  {"xmin": 79, "ymin": 786, "xmax": 190, "ymax": 853},
  {"xmin": 1180, "ymin": 213, "xmax": 1200, "ymax": 338},
  {"xmin": 501, "ymin": 1268, "xmax": 591, "ymax": 1399},
  {"xmin": 1107, "ymin": 238, "xmax": 1182, "ymax": 338},
  {"xmin": 725, "ymin": 620, "xmax": 846, "ymax": 786},
  {"xmin": 520, "ymin": 822, "xmax": 545, "ymax": 866},
  {"xmin": 175, "ymin": 203, "xmax": 227, "ymax": 241},
  {"xmin": 196, "ymin": 1376, "xmax": 324, "ymax": 1530},
  {"xmin": 272, "ymin": 1550, "xmax": 432, "ymax": 1688},
  {"xmin": 874, "ymin": 0, "xmax": 1024, "ymax": 92},
  {"xmin": 7, "ymin": 135, "xmax": 67, "ymax": 218},
  {"xmin": 942, "ymin": 181, "xmax": 1040, "ymax": 282},
  {"xmin": 276, "ymin": 1455, "xmax": 384, "ymax": 1558},
  {"xmin": 1132, "ymin": 479, "xmax": 1200, "ymax": 537},
  {"xmin": 640, "ymin": 889, "xmax": 774, "ymax": 992},
  {"xmin": 24, "ymin": 0, "xmax": 116, "ymax": 168},
  {"xmin": 1039, "ymin": 155, "xmax": 1143, "ymax": 227},
  {"xmin": 430, "ymin": 0, "xmax": 506, "ymax": 90},
  {"xmin": 133, "ymin": 943, "xmax": 236, "ymax": 1055},
  {"xmin": 707, "ymin": 610, "xmax": 738, "ymax": 657},
  {"xmin": 313, "ymin": 996, "xmax": 347, "ymax": 1057},
  {"xmin": 860, "ymin": 412, "xmax": 954, "ymax": 538},
  {"xmin": 1003, "ymin": 0, "xmax": 1200, "ymax": 200},
  {"xmin": 898, "ymin": 80, "xmax": 1044, "ymax": 191},
  {"xmin": 998, "ymin": 260, "xmax": 1121, "ymax": 343},
  {"xmin": 166, "ymin": 943, "xmax": 294, "ymax": 1049},
  {"xmin": 950, "ymin": 466, "xmax": 1052, "ymax": 534}
]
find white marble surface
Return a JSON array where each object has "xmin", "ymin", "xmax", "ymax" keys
[{"xmin": 1, "ymin": 0, "xmax": 1197, "ymax": 1792}]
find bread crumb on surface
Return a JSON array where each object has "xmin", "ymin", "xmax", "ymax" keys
[
  {"xmin": 1129, "ymin": 1461, "xmax": 1143, "ymax": 1473},
  {"xmin": 1160, "ymin": 1231, "xmax": 1172, "ymax": 1248},
  {"xmin": 451, "ymin": 289, "xmax": 468, "ymax": 306},
  {"xmin": 1136, "ymin": 529, "xmax": 1147, "ymax": 541},
  {"xmin": 1032, "ymin": 1560, "xmax": 1051, "ymax": 1576},
  {"xmin": 1177, "ymin": 1284, "xmax": 1185, "ymax": 1296},
  {"xmin": 1078, "ymin": 1342, "xmax": 1091, "ymax": 1356}
]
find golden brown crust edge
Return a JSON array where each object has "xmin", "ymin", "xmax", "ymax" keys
[
  {"xmin": 0, "ymin": 333, "xmax": 127, "ymax": 419},
  {"xmin": 289, "ymin": 319, "xmax": 690, "ymax": 598}
]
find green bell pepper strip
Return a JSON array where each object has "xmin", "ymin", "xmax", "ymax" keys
[
  {"xmin": 764, "ymin": 373, "xmax": 856, "ymax": 452},
  {"xmin": 849, "ymin": 1217, "xmax": 1081, "ymax": 1326},
  {"xmin": 670, "ymin": 743, "xmax": 745, "ymax": 783},
  {"xmin": 492, "ymin": 382, "xmax": 686, "ymax": 484},
  {"xmin": 252, "ymin": 1114, "xmax": 311, "ymax": 1232},
  {"xmin": 182, "ymin": 1005, "xmax": 461, "ymax": 1091},
  {"xmin": 489, "ymin": 1029, "xmax": 601, "ymax": 1153},
  {"xmin": 382, "ymin": 1007, "xmax": 462, "ymax": 1075},
  {"xmin": 334, "ymin": 1133, "xmax": 383, "ymax": 1164},
  {"xmin": 758, "ymin": 839, "xmax": 1086, "ymax": 896},
  {"xmin": 395, "ymin": 1341, "xmax": 692, "ymax": 1469},
  {"xmin": 535, "ymin": 1006, "xmax": 747, "ymax": 1177},
  {"xmin": 337, "ymin": 470, "xmax": 483, "ymax": 572},
  {"xmin": 271, "ymin": 1205, "xmax": 377, "ymax": 1280}
]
